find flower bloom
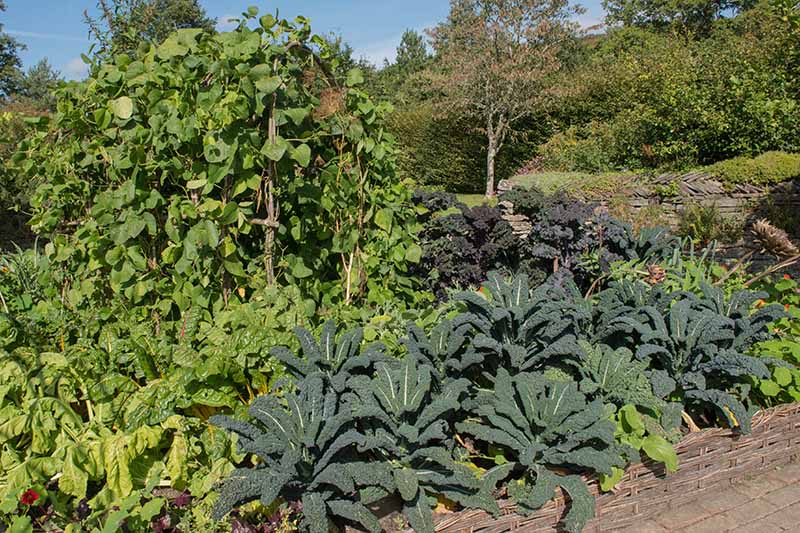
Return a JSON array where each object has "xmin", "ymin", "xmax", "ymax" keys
[
  {"xmin": 785, "ymin": 274, "xmax": 792, "ymax": 280},
  {"xmin": 755, "ymin": 299, "xmax": 766, "ymax": 308},
  {"xmin": 20, "ymin": 489, "xmax": 39, "ymax": 505}
]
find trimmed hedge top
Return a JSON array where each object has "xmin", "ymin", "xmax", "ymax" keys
[{"xmin": 706, "ymin": 151, "xmax": 800, "ymax": 188}]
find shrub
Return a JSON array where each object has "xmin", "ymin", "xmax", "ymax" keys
[
  {"xmin": 541, "ymin": 7, "xmax": 800, "ymax": 171},
  {"xmin": 389, "ymin": 103, "xmax": 541, "ymax": 193},
  {"xmin": 16, "ymin": 13, "xmax": 422, "ymax": 321},
  {"xmin": 538, "ymin": 124, "xmax": 615, "ymax": 173},
  {"xmin": 705, "ymin": 151, "xmax": 800, "ymax": 188},
  {"xmin": 677, "ymin": 202, "xmax": 745, "ymax": 245}
]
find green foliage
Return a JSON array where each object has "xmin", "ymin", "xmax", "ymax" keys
[
  {"xmin": 84, "ymin": 0, "xmax": 216, "ymax": 58},
  {"xmin": 210, "ymin": 363, "xmax": 386, "ymax": 533},
  {"xmin": 677, "ymin": 203, "xmax": 745, "ymax": 246},
  {"xmin": 17, "ymin": 11, "xmax": 421, "ymax": 321},
  {"xmin": 748, "ymin": 275, "xmax": 800, "ymax": 405},
  {"xmin": 543, "ymin": 7, "xmax": 800, "ymax": 171},
  {"xmin": 599, "ymin": 405, "xmax": 679, "ymax": 491},
  {"xmin": 350, "ymin": 358, "xmax": 489, "ymax": 533},
  {"xmin": 603, "ymin": 0, "xmax": 756, "ymax": 33},
  {"xmin": 595, "ymin": 280, "xmax": 785, "ymax": 432},
  {"xmin": 457, "ymin": 369, "xmax": 629, "ymax": 533},
  {"xmin": 389, "ymin": 104, "xmax": 540, "ymax": 193},
  {"xmin": 706, "ymin": 151, "xmax": 800, "ymax": 188},
  {"xmin": 0, "ymin": 1, "xmax": 24, "ymax": 100},
  {"xmin": 574, "ymin": 340, "xmax": 663, "ymax": 412}
]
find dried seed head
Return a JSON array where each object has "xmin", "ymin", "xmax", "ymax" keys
[{"xmin": 752, "ymin": 219, "xmax": 799, "ymax": 258}]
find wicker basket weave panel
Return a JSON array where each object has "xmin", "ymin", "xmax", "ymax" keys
[{"xmin": 432, "ymin": 403, "xmax": 800, "ymax": 533}]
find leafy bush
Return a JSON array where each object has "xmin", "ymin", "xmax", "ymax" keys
[
  {"xmin": 705, "ymin": 151, "xmax": 800, "ymax": 188},
  {"xmin": 412, "ymin": 191, "xmax": 520, "ymax": 300},
  {"xmin": 389, "ymin": 103, "xmax": 540, "ymax": 193},
  {"xmin": 677, "ymin": 203, "xmax": 745, "ymax": 246},
  {"xmin": 16, "ymin": 11, "xmax": 421, "ymax": 321},
  {"xmin": 542, "ymin": 7, "xmax": 800, "ymax": 171}
]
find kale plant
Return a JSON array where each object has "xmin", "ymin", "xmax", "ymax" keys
[
  {"xmin": 595, "ymin": 280, "xmax": 786, "ymax": 432},
  {"xmin": 573, "ymin": 340, "xmax": 664, "ymax": 413},
  {"xmin": 455, "ymin": 272, "xmax": 590, "ymax": 377},
  {"xmin": 271, "ymin": 321, "xmax": 390, "ymax": 391},
  {"xmin": 210, "ymin": 371, "xmax": 389, "ymax": 532},
  {"xmin": 503, "ymin": 188, "xmax": 676, "ymax": 290},
  {"xmin": 403, "ymin": 318, "xmax": 482, "ymax": 387},
  {"xmin": 457, "ymin": 369, "xmax": 629, "ymax": 533},
  {"xmin": 350, "ymin": 357, "xmax": 493, "ymax": 532},
  {"xmin": 413, "ymin": 195, "xmax": 520, "ymax": 300}
]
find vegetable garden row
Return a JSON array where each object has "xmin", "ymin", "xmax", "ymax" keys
[{"xmin": 1, "ymin": 10, "xmax": 799, "ymax": 533}]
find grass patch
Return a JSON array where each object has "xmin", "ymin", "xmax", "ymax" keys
[
  {"xmin": 456, "ymin": 194, "xmax": 498, "ymax": 207},
  {"xmin": 511, "ymin": 171, "xmax": 641, "ymax": 197}
]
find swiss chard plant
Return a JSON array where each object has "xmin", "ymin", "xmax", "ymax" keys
[{"xmin": 457, "ymin": 369, "xmax": 629, "ymax": 533}]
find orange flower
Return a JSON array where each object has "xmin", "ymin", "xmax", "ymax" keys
[
  {"xmin": 785, "ymin": 274, "xmax": 792, "ymax": 280},
  {"xmin": 755, "ymin": 299, "xmax": 766, "ymax": 308},
  {"xmin": 721, "ymin": 265, "xmax": 729, "ymax": 271}
]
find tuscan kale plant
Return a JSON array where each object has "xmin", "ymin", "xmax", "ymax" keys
[
  {"xmin": 271, "ymin": 320, "xmax": 390, "ymax": 392},
  {"xmin": 210, "ymin": 371, "xmax": 388, "ymax": 533},
  {"xmin": 402, "ymin": 318, "xmax": 482, "ymax": 387},
  {"xmin": 455, "ymin": 273, "xmax": 590, "ymax": 377},
  {"xmin": 350, "ymin": 357, "xmax": 493, "ymax": 533},
  {"xmin": 595, "ymin": 280, "xmax": 786, "ymax": 432},
  {"xmin": 457, "ymin": 369, "xmax": 629, "ymax": 533}
]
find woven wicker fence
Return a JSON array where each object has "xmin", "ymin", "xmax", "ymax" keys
[{"xmin": 431, "ymin": 403, "xmax": 800, "ymax": 533}]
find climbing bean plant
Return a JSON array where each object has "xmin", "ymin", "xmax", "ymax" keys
[{"xmin": 16, "ymin": 9, "xmax": 421, "ymax": 321}]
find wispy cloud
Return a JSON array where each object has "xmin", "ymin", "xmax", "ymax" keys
[
  {"xmin": 63, "ymin": 57, "xmax": 89, "ymax": 80},
  {"xmin": 216, "ymin": 15, "xmax": 239, "ymax": 32},
  {"xmin": 7, "ymin": 30, "xmax": 87, "ymax": 42}
]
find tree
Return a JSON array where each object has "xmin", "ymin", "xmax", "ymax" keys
[
  {"xmin": 84, "ymin": 0, "xmax": 215, "ymax": 57},
  {"xmin": 430, "ymin": 0, "xmax": 581, "ymax": 196},
  {"xmin": 395, "ymin": 29, "xmax": 429, "ymax": 74},
  {"xmin": 603, "ymin": 0, "xmax": 757, "ymax": 33},
  {"xmin": 15, "ymin": 59, "xmax": 61, "ymax": 111},
  {"xmin": 0, "ymin": 0, "xmax": 24, "ymax": 100}
]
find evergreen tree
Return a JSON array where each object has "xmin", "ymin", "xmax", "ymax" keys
[{"xmin": 0, "ymin": 1, "xmax": 24, "ymax": 100}]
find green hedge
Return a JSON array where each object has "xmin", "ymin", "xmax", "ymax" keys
[
  {"xmin": 706, "ymin": 151, "xmax": 800, "ymax": 188},
  {"xmin": 388, "ymin": 103, "xmax": 541, "ymax": 193}
]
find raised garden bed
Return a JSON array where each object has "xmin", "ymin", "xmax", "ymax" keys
[{"xmin": 430, "ymin": 403, "xmax": 800, "ymax": 533}]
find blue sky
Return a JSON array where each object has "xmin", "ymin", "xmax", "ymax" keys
[{"xmin": 3, "ymin": 1, "xmax": 605, "ymax": 80}]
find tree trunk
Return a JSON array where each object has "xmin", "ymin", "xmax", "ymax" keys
[{"xmin": 486, "ymin": 133, "xmax": 497, "ymax": 197}]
